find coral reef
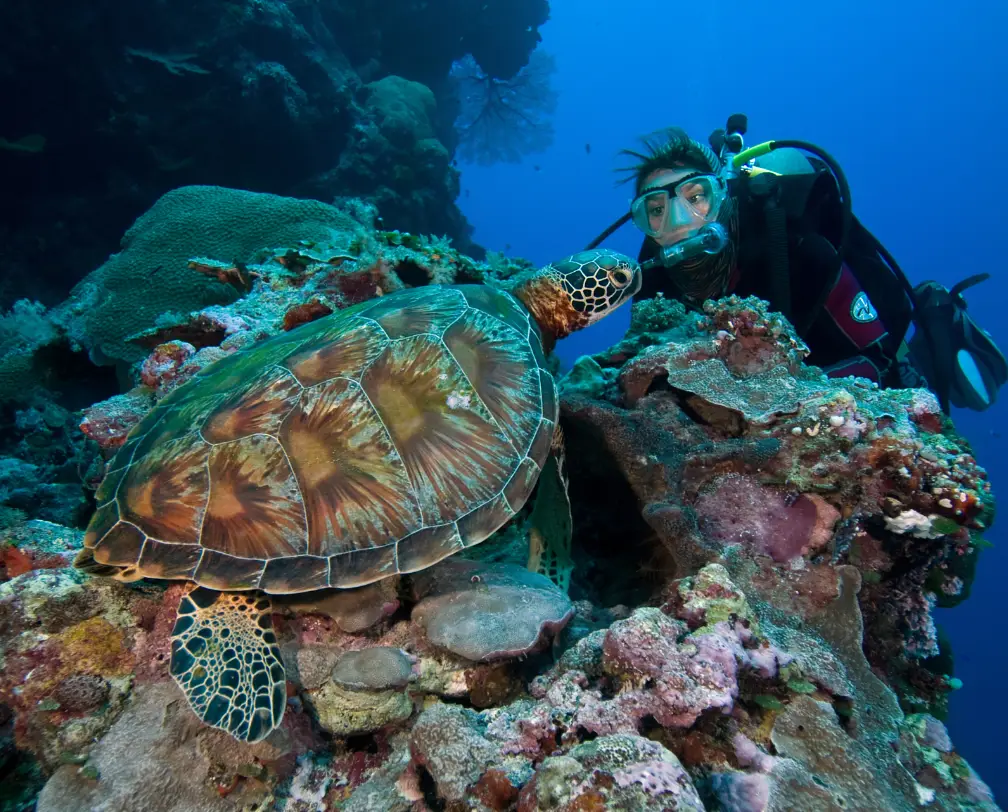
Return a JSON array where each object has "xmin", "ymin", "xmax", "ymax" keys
[
  {"xmin": 0, "ymin": 399, "xmax": 102, "ymax": 530},
  {"xmin": 0, "ymin": 0, "xmax": 552, "ymax": 310},
  {"xmin": 47, "ymin": 184, "xmax": 523, "ymax": 377},
  {"xmin": 0, "ymin": 229, "xmax": 1000, "ymax": 810},
  {"xmin": 299, "ymin": 75, "xmax": 472, "ymax": 244}
]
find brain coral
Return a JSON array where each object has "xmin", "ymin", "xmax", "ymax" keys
[
  {"xmin": 53, "ymin": 185, "xmax": 364, "ymax": 366},
  {"xmin": 363, "ymin": 75, "xmax": 437, "ymax": 145}
]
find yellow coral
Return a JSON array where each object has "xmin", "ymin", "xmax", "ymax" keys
[
  {"xmin": 307, "ymin": 681, "xmax": 412, "ymax": 737},
  {"xmin": 58, "ymin": 616, "xmax": 135, "ymax": 679},
  {"xmin": 678, "ymin": 563, "xmax": 758, "ymax": 636},
  {"xmin": 17, "ymin": 617, "xmax": 135, "ymax": 708}
]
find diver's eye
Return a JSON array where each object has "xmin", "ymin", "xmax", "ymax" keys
[
  {"xmin": 608, "ymin": 266, "xmax": 632, "ymax": 287},
  {"xmin": 680, "ymin": 184, "xmax": 711, "ymax": 215}
]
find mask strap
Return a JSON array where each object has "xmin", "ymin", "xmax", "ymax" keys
[{"xmin": 584, "ymin": 213, "xmax": 632, "ymax": 251}]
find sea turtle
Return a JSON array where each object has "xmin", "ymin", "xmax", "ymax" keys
[{"xmin": 74, "ymin": 248, "xmax": 641, "ymax": 742}]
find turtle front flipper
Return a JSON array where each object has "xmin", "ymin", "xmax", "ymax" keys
[
  {"xmin": 527, "ymin": 424, "xmax": 574, "ymax": 592},
  {"xmin": 169, "ymin": 587, "xmax": 286, "ymax": 742}
]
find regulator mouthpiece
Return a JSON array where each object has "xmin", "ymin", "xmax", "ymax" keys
[{"xmin": 642, "ymin": 223, "xmax": 729, "ymax": 272}]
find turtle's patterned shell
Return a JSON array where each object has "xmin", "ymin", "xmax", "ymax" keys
[{"xmin": 82, "ymin": 285, "xmax": 557, "ymax": 594}]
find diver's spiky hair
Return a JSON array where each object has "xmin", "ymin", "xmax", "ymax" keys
[{"xmin": 616, "ymin": 126, "xmax": 721, "ymax": 195}]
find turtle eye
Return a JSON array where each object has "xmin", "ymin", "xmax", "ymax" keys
[{"xmin": 608, "ymin": 266, "xmax": 633, "ymax": 288}]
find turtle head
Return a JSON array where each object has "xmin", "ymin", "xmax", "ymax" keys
[{"xmin": 512, "ymin": 249, "xmax": 642, "ymax": 349}]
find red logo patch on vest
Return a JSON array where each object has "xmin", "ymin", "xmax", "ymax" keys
[{"xmin": 824, "ymin": 264, "xmax": 887, "ymax": 350}]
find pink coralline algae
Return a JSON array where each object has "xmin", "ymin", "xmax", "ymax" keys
[
  {"xmin": 614, "ymin": 758, "xmax": 693, "ymax": 797},
  {"xmin": 78, "ymin": 388, "xmax": 154, "ymax": 450},
  {"xmin": 597, "ymin": 608, "xmax": 741, "ymax": 730},
  {"xmin": 731, "ymin": 732, "xmax": 779, "ymax": 774},
  {"xmin": 694, "ymin": 473, "xmax": 840, "ymax": 563},
  {"xmin": 512, "ymin": 601, "xmax": 794, "ymax": 749},
  {"xmin": 138, "ymin": 339, "xmax": 197, "ymax": 395}
]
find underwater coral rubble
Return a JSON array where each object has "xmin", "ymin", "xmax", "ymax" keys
[{"xmin": 0, "ymin": 217, "xmax": 1001, "ymax": 810}]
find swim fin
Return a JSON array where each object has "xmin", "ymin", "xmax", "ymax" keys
[{"xmin": 907, "ymin": 274, "xmax": 1008, "ymax": 413}]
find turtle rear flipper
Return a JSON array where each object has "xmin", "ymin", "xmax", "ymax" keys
[
  {"xmin": 169, "ymin": 587, "xmax": 286, "ymax": 742},
  {"xmin": 527, "ymin": 425, "xmax": 574, "ymax": 592}
]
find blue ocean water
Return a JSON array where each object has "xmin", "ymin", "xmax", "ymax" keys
[{"xmin": 459, "ymin": 0, "xmax": 1008, "ymax": 803}]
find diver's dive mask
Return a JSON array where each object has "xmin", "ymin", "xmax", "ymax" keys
[{"xmin": 629, "ymin": 172, "xmax": 727, "ymax": 241}]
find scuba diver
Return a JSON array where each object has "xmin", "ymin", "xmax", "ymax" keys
[{"xmin": 586, "ymin": 114, "xmax": 1008, "ymax": 414}]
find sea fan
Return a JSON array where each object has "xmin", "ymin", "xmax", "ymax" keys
[{"xmin": 450, "ymin": 48, "xmax": 557, "ymax": 166}]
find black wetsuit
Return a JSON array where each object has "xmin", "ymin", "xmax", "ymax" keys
[{"xmin": 635, "ymin": 161, "xmax": 917, "ymax": 388}]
